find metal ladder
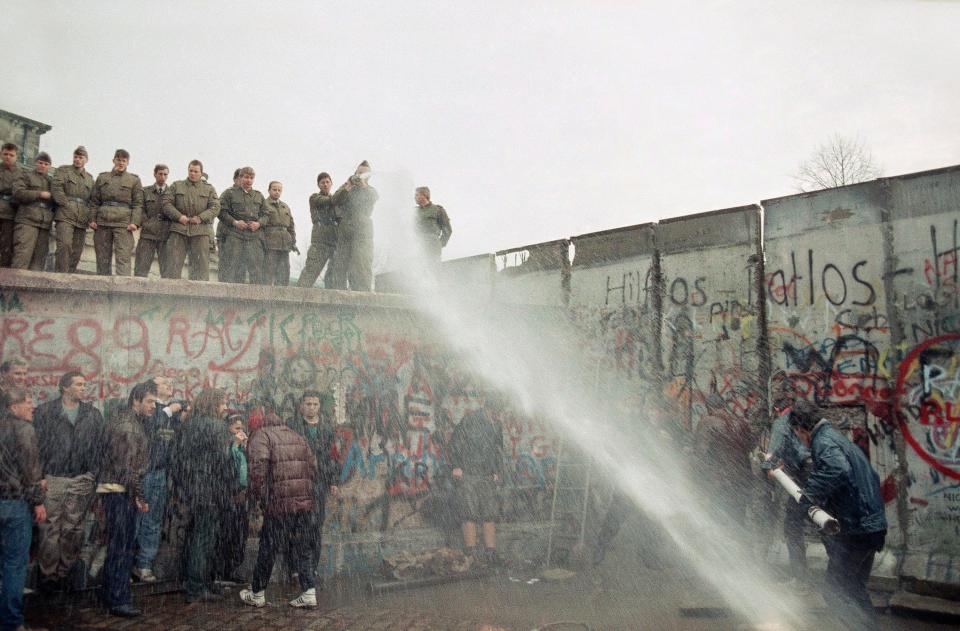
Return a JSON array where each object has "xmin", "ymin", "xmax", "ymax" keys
[{"xmin": 545, "ymin": 438, "xmax": 593, "ymax": 567}]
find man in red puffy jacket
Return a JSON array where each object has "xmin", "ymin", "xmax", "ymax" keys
[{"xmin": 240, "ymin": 411, "xmax": 318, "ymax": 609}]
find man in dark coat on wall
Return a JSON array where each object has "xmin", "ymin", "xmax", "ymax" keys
[{"xmin": 240, "ymin": 410, "xmax": 317, "ymax": 609}]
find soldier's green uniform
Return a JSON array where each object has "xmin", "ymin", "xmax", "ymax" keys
[
  {"xmin": 415, "ymin": 202, "xmax": 453, "ymax": 262},
  {"xmin": 328, "ymin": 184, "xmax": 378, "ymax": 291},
  {"xmin": 11, "ymin": 168, "xmax": 55, "ymax": 271},
  {"xmin": 91, "ymin": 170, "xmax": 144, "ymax": 276},
  {"xmin": 215, "ymin": 215, "xmax": 228, "ymax": 282},
  {"xmin": 162, "ymin": 178, "xmax": 219, "ymax": 281},
  {"xmin": 218, "ymin": 186, "xmax": 267, "ymax": 285},
  {"xmin": 134, "ymin": 183, "xmax": 171, "ymax": 277},
  {"xmin": 51, "ymin": 164, "xmax": 94, "ymax": 273},
  {"xmin": 262, "ymin": 197, "xmax": 296, "ymax": 286},
  {"xmin": 0, "ymin": 161, "xmax": 22, "ymax": 267},
  {"xmin": 296, "ymin": 192, "xmax": 338, "ymax": 288}
]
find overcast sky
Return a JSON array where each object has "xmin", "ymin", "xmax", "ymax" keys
[{"xmin": 4, "ymin": 0, "xmax": 959, "ymax": 268}]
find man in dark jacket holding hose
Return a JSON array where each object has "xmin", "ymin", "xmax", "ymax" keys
[{"xmin": 789, "ymin": 400, "xmax": 886, "ymax": 631}]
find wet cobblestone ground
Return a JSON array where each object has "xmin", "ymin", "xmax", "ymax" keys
[{"xmin": 26, "ymin": 563, "xmax": 960, "ymax": 631}]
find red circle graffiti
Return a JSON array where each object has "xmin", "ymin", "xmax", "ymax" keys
[{"xmin": 896, "ymin": 332, "xmax": 960, "ymax": 480}]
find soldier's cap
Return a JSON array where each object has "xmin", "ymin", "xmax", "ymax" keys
[
  {"xmin": 35, "ymin": 152, "xmax": 51, "ymax": 164},
  {"xmin": 73, "ymin": 146, "xmax": 88, "ymax": 157}
]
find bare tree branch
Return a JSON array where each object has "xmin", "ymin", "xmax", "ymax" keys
[{"xmin": 793, "ymin": 134, "xmax": 881, "ymax": 192}]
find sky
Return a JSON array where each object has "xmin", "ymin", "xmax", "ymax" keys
[{"xmin": 4, "ymin": 0, "xmax": 960, "ymax": 270}]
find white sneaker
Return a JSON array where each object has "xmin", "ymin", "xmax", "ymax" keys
[
  {"xmin": 132, "ymin": 567, "xmax": 157, "ymax": 583},
  {"xmin": 289, "ymin": 588, "xmax": 317, "ymax": 608},
  {"xmin": 240, "ymin": 588, "xmax": 266, "ymax": 608}
]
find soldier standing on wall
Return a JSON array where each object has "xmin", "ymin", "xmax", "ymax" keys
[
  {"xmin": 218, "ymin": 166, "xmax": 267, "ymax": 284},
  {"xmin": 262, "ymin": 181, "xmax": 297, "ymax": 286},
  {"xmin": 296, "ymin": 172, "xmax": 338, "ymax": 288},
  {"xmin": 162, "ymin": 159, "xmax": 220, "ymax": 281},
  {"xmin": 0, "ymin": 143, "xmax": 22, "ymax": 267},
  {"xmin": 414, "ymin": 186, "xmax": 452, "ymax": 263},
  {"xmin": 51, "ymin": 146, "xmax": 94, "ymax": 274},
  {"xmin": 90, "ymin": 149, "xmax": 144, "ymax": 276},
  {"xmin": 328, "ymin": 161, "xmax": 377, "ymax": 291},
  {"xmin": 216, "ymin": 168, "xmax": 242, "ymax": 282},
  {"xmin": 11, "ymin": 152, "xmax": 54, "ymax": 271},
  {"xmin": 134, "ymin": 164, "xmax": 171, "ymax": 277}
]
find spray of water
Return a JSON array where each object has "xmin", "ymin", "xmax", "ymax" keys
[{"xmin": 382, "ymin": 192, "xmax": 810, "ymax": 629}]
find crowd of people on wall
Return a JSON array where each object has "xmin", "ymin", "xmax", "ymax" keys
[{"xmin": 0, "ymin": 143, "xmax": 454, "ymax": 288}]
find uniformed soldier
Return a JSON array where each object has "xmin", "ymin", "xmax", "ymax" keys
[
  {"xmin": 216, "ymin": 168, "xmax": 241, "ymax": 282},
  {"xmin": 162, "ymin": 159, "xmax": 219, "ymax": 281},
  {"xmin": 90, "ymin": 149, "xmax": 144, "ymax": 276},
  {"xmin": 296, "ymin": 172, "xmax": 338, "ymax": 288},
  {"xmin": 51, "ymin": 146, "xmax": 94, "ymax": 273},
  {"xmin": 11, "ymin": 152, "xmax": 55, "ymax": 271},
  {"xmin": 261, "ymin": 181, "xmax": 297, "ymax": 286},
  {"xmin": 218, "ymin": 166, "xmax": 267, "ymax": 285},
  {"xmin": 328, "ymin": 161, "xmax": 378, "ymax": 291},
  {"xmin": 0, "ymin": 143, "xmax": 23, "ymax": 267},
  {"xmin": 134, "ymin": 164, "xmax": 171, "ymax": 277},
  {"xmin": 414, "ymin": 186, "xmax": 453, "ymax": 262}
]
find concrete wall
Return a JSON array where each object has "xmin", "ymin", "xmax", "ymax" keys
[
  {"xmin": 0, "ymin": 271, "xmax": 557, "ymax": 575},
  {"xmin": 440, "ymin": 163, "xmax": 960, "ymax": 594}
]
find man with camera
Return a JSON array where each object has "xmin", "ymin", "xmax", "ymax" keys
[{"xmin": 328, "ymin": 161, "xmax": 378, "ymax": 291}]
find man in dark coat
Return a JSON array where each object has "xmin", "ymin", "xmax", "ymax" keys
[
  {"xmin": 0, "ymin": 387, "xmax": 46, "ymax": 631},
  {"xmin": 447, "ymin": 389, "xmax": 504, "ymax": 565},
  {"xmin": 169, "ymin": 388, "xmax": 234, "ymax": 603},
  {"xmin": 240, "ymin": 411, "xmax": 317, "ymax": 609},
  {"xmin": 97, "ymin": 381, "xmax": 156, "ymax": 618},
  {"xmin": 33, "ymin": 371, "xmax": 105, "ymax": 588},
  {"xmin": 789, "ymin": 400, "xmax": 887, "ymax": 631},
  {"xmin": 288, "ymin": 391, "xmax": 340, "ymax": 583}
]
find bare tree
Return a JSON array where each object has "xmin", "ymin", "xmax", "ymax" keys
[{"xmin": 794, "ymin": 134, "xmax": 881, "ymax": 192}]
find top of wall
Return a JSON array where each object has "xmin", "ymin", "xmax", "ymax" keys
[
  {"xmin": 496, "ymin": 239, "xmax": 569, "ymax": 275},
  {"xmin": 571, "ymin": 223, "xmax": 655, "ymax": 268},
  {"xmin": 763, "ymin": 180, "xmax": 888, "ymax": 239},
  {"xmin": 1, "ymin": 269, "xmax": 415, "ymax": 312},
  {"xmin": 656, "ymin": 204, "xmax": 759, "ymax": 254},
  {"xmin": 884, "ymin": 164, "xmax": 960, "ymax": 221}
]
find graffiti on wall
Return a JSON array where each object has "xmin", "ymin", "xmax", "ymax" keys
[{"xmin": 0, "ymin": 293, "xmax": 559, "ymax": 545}]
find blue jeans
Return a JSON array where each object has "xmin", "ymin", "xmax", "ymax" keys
[
  {"xmin": 135, "ymin": 470, "xmax": 168, "ymax": 570},
  {"xmin": 0, "ymin": 500, "xmax": 32, "ymax": 631},
  {"xmin": 100, "ymin": 493, "xmax": 137, "ymax": 608}
]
